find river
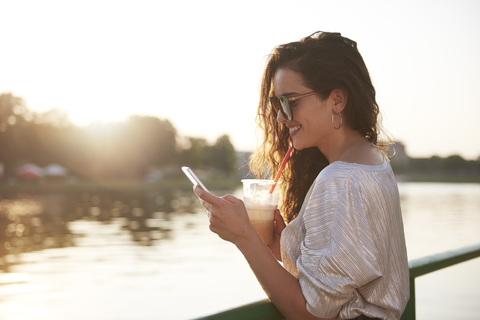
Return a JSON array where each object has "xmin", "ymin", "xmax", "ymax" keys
[{"xmin": 0, "ymin": 182, "xmax": 479, "ymax": 319}]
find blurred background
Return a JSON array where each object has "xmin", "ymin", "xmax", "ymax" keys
[{"xmin": 1, "ymin": 0, "xmax": 479, "ymax": 319}]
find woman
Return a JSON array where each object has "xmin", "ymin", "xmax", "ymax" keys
[{"xmin": 194, "ymin": 31, "xmax": 409, "ymax": 320}]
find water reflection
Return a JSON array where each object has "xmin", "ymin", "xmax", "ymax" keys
[
  {"xmin": 1, "ymin": 183, "xmax": 479, "ymax": 319},
  {"xmin": 398, "ymin": 182, "xmax": 480, "ymax": 259},
  {"xmin": 0, "ymin": 188, "xmax": 201, "ymax": 271}
]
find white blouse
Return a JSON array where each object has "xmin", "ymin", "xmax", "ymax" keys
[{"xmin": 280, "ymin": 157, "xmax": 410, "ymax": 320}]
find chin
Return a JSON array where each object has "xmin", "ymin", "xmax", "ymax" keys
[
  {"xmin": 292, "ymin": 141, "xmax": 305, "ymax": 150},
  {"xmin": 292, "ymin": 139, "xmax": 317, "ymax": 151}
]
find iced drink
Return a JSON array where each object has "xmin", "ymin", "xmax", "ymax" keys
[{"xmin": 241, "ymin": 179, "xmax": 281, "ymax": 244}]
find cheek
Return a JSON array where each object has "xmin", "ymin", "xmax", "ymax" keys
[{"xmin": 294, "ymin": 102, "xmax": 328, "ymax": 127}]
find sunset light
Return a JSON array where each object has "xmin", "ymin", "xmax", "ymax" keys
[{"xmin": 1, "ymin": 1, "xmax": 479, "ymax": 159}]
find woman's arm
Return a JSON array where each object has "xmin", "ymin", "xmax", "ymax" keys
[{"xmin": 194, "ymin": 187, "xmax": 334, "ymax": 320}]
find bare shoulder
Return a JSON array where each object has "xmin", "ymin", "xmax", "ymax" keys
[
  {"xmin": 362, "ymin": 146, "xmax": 385, "ymax": 165},
  {"xmin": 342, "ymin": 141, "xmax": 384, "ymax": 166}
]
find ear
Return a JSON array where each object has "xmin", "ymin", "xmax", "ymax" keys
[{"xmin": 331, "ymin": 89, "xmax": 347, "ymax": 113}]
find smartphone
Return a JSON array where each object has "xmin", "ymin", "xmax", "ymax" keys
[{"xmin": 182, "ymin": 166, "xmax": 209, "ymax": 192}]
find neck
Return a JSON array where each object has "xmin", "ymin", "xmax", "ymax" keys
[{"xmin": 320, "ymin": 129, "xmax": 381, "ymax": 165}]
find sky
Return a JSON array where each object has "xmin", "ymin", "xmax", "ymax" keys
[{"xmin": 1, "ymin": 0, "xmax": 479, "ymax": 160}]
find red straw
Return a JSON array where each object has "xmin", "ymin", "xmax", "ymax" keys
[{"xmin": 269, "ymin": 146, "xmax": 293, "ymax": 194}]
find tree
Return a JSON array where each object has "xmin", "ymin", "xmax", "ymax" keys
[
  {"xmin": 206, "ymin": 134, "xmax": 237, "ymax": 175},
  {"xmin": 443, "ymin": 155, "xmax": 466, "ymax": 172},
  {"xmin": 0, "ymin": 93, "xmax": 29, "ymax": 178},
  {"xmin": 0, "ymin": 93, "xmax": 28, "ymax": 132},
  {"xmin": 179, "ymin": 137, "xmax": 208, "ymax": 168},
  {"xmin": 0, "ymin": 92, "xmax": 243, "ymax": 180},
  {"xmin": 123, "ymin": 116, "xmax": 178, "ymax": 176}
]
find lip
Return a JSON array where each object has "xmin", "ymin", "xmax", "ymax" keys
[{"xmin": 287, "ymin": 124, "xmax": 302, "ymax": 137}]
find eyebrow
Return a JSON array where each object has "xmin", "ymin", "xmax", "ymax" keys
[{"xmin": 275, "ymin": 91, "xmax": 300, "ymax": 97}]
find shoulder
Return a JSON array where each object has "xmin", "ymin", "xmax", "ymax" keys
[
  {"xmin": 322, "ymin": 156, "xmax": 392, "ymax": 179},
  {"xmin": 301, "ymin": 157, "xmax": 397, "ymax": 217},
  {"xmin": 314, "ymin": 157, "xmax": 395, "ymax": 196}
]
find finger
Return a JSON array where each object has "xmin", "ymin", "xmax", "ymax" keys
[
  {"xmin": 199, "ymin": 199, "xmax": 213, "ymax": 213},
  {"xmin": 222, "ymin": 194, "xmax": 241, "ymax": 204},
  {"xmin": 194, "ymin": 186, "xmax": 222, "ymax": 205},
  {"xmin": 274, "ymin": 209, "xmax": 286, "ymax": 232}
]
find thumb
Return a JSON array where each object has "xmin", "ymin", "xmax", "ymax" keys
[{"xmin": 274, "ymin": 209, "xmax": 286, "ymax": 233}]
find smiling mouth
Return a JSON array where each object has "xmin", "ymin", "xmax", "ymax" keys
[{"xmin": 288, "ymin": 125, "xmax": 301, "ymax": 136}]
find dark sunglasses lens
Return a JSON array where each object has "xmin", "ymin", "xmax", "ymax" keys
[{"xmin": 279, "ymin": 98, "xmax": 292, "ymax": 121}]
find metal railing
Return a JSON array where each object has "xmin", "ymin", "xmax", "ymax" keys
[
  {"xmin": 400, "ymin": 243, "xmax": 480, "ymax": 319},
  {"xmin": 195, "ymin": 243, "xmax": 480, "ymax": 320}
]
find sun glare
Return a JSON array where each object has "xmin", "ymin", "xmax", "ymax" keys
[
  {"xmin": 66, "ymin": 107, "xmax": 131, "ymax": 127},
  {"xmin": 1, "ymin": 1, "xmax": 480, "ymax": 158}
]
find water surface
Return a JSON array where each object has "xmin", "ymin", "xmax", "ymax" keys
[{"xmin": 0, "ymin": 183, "xmax": 479, "ymax": 319}]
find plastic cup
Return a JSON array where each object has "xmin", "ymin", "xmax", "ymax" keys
[{"xmin": 241, "ymin": 179, "xmax": 281, "ymax": 244}]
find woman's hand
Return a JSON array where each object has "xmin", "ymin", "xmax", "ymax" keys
[
  {"xmin": 194, "ymin": 186, "xmax": 257, "ymax": 245},
  {"xmin": 195, "ymin": 188, "xmax": 330, "ymax": 319},
  {"xmin": 267, "ymin": 209, "xmax": 286, "ymax": 261}
]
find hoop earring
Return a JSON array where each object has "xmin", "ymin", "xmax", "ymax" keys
[{"xmin": 332, "ymin": 112, "xmax": 342, "ymax": 130}]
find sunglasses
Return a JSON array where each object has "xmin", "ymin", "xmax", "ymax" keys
[{"xmin": 269, "ymin": 91, "xmax": 317, "ymax": 122}]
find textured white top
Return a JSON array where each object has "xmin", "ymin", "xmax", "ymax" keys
[{"xmin": 280, "ymin": 157, "xmax": 409, "ymax": 320}]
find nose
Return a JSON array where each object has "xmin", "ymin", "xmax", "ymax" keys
[{"xmin": 277, "ymin": 110, "xmax": 288, "ymax": 123}]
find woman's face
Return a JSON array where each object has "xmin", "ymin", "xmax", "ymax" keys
[{"xmin": 273, "ymin": 68, "xmax": 335, "ymax": 151}]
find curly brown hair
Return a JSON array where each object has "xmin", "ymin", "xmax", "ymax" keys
[{"xmin": 250, "ymin": 31, "xmax": 389, "ymax": 223}]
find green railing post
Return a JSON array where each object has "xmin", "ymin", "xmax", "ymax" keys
[
  {"xmin": 400, "ymin": 276, "xmax": 416, "ymax": 320},
  {"xmin": 400, "ymin": 243, "xmax": 480, "ymax": 320}
]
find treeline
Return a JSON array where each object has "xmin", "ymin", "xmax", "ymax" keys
[
  {"xmin": 0, "ymin": 93, "xmax": 237, "ymax": 180},
  {"xmin": 2, "ymin": 93, "xmax": 479, "ymax": 183},
  {"xmin": 390, "ymin": 143, "xmax": 480, "ymax": 182}
]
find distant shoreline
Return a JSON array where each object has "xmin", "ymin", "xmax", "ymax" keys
[
  {"xmin": 0, "ymin": 174, "xmax": 478, "ymax": 194},
  {"xmin": 0, "ymin": 176, "xmax": 242, "ymax": 194},
  {"xmin": 394, "ymin": 173, "xmax": 480, "ymax": 184}
]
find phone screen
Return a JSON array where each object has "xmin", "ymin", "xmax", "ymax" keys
[{"xmin": 181, "ymin": 166, "xmax": 209, "ymax": 192}]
